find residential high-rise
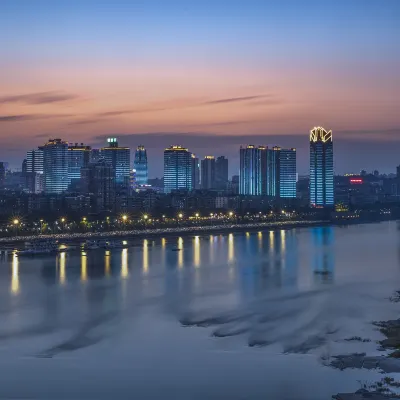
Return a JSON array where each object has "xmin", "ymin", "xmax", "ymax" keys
[
  {"xmin": 90, "ymin": 149, "xmax": 101, "ymax": 163},
  {"xmin": 309, "ymin": 127, "xmax": 334, "ymax": 207},
  {"xmin": 133, "ymin": 145, "xmax": 148, "ymax": 186},
  {"xmin": 42, "ymin": 139, "xmax": 69, "ymax": 194},
  {"xmin": 215, "ymin": 156, "xmax": 229, "ymax": 190},
  {"xmin": 26, "ymin": 149, "xmax": 44, "ymax": 174},
  {"xmin": 68, "ymin": 143, "xmax": 91, "ymax": 183},
  {"xmin": 191, "ymin": 154, "xmax": 200, "ymax": 189},
  {"xmin": 201, "ymin": 156, "xmax": 216, "ymax": 189},
  {"xmin": 0, "ymin": 162, "xmax": 5, "ymax": 189},
  {"xmin": 163, "ymin": 146, "xmax": 192, "ymax": 193},
  {"xmin": 266, "ymin": 147, "xmax": 297, "ymax": 198},
  {"xmin": 239, "ymin": 145, "xmax": 266, "ymax": 195},
  {"xmin": 81, "ymin": 159, "xmax": 116, "ymax": 213},
  {"xmin": 101, "ymin": 138, "xmax": 131, "ymax": 185}
]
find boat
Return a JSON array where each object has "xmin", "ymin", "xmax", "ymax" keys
[
  {"xmin": 17, "ymin": 240, "xmax": 59, "ymax": 256},
  {"xmin": 171, "ymin": 247, "xmax": 181, "ymax": 251}
]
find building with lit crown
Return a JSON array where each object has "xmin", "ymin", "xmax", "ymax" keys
[
  {"xmin": 309, "ymin": 127, "xmax": 334, "ymax": 207},
  {"xmin": 101, "ymin": 138, "xmax": 131, "ymax": 185},
  {"xmin": 164, "ymin": 146, "xmax": 192, "ymax": 193},
  {"xmin": 133, "ymin": 145, "xmax": 148, "ymax": 185},
  {"xmin": 42, "ymin": 139, "xmax": 69, "ymax": 194}
]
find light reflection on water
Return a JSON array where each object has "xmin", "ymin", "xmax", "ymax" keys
[{"xmin": 1, "ymin": 223, "xmax": 400, "ymax": 399}]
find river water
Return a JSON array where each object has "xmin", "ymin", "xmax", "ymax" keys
[{"xmin": 1, "ymin": 222, "xmax": 400, "ymax": 399}]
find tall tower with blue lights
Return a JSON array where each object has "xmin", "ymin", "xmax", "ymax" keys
[
  {"xmin": 309, "ymin": 127, "xmax": 334, "ymax": 207},
  {"xmin": 133, "ymin": 145, "xmax": 148, "ymax": 186}
]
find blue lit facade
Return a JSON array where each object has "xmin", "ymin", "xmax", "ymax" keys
[
  {"xmin": 164, "ymin": 146, "xmax": 192, "ymax": 193},
  {"xmin": 67, "ymin": 143, "xmax": 91, "ymax": 183},
  {"xmin": 310, "ymin": 127, "xmax": 334, "ymax": 207},
  {"xmin": 279, "ymin": 148, "xmax": 297, "ymax": 198},
  {"xmin": 101, "ymin": 138, "xmax": 131, "ymax": 185},
  {"xmin": 133, "ymin": 145, "xmax": 148, "ymax": 185},
  {"xmin": 265, "ymin": 147, "xmax": 296, "ymax": 198},
  {"xmin": 239, "ymin": 145, "xmax": 266, "ymax": 195},
  {"xmin": 42, "ymin": 139, "xmax": 69, "ymax": 194}
]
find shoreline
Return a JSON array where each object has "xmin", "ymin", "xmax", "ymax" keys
[{"xmin": 0, "ymin": 219, "xmax": 330, "ymax": 246}]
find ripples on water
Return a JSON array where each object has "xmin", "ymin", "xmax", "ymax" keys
[{"xmin": 1, "ymin": 223, "xmax": 400, "ymax": 398}]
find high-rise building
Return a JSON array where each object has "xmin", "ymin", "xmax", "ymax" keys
[
  {"xmin": 164, "ymin": 146, "xmax": 192, "ymax": 193},
  {"xmin": 201, "ymin": 156, "xmax": 216, "ymax": 189},
  {"xmin": 239, "ymin": 145, "xmax": 266, "ymax": 195},
  {"xmin": 42, "ymin": 139, "xmax": 69, "ymax": 194},
  {"xmin": 101, "ymin": 138, "xmax": 131, "ymax": 185},
  {"xmin": 90, "ymin": 149, "xmax": 101, "ymax": 163},
  {"xmin": 26, "ymin": 149, "xmax": 44, "ymax": 174},
  {"xmin": 0, "ymin": 162, "xmax": 5, "ymax": 189},
  {"xmin": 81, "ymin": 159, "xmax": 116, "ymax": 213},
  {"xmin": 266, "ymin": 147, "xmax": 297, "ymax": 198},
  {"xmin": 215, "ymin": 156, "xmax": 229, "ymax": 190},
  {"xmin": 133, "ymin": 145, "xmax": 148, "ymax": 186},
  {"xmin": 68, "ymin": 143, "xmax": 91, "ymax": 183},
  {"xmin": 191, "ymin": 154, "xmax": 200, "ymax": 189},
  {"xmin": 309, "ymin": 127, "xmax": 334, "ymax": 207}
]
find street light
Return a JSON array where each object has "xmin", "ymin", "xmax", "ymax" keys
[
  {"xmin": 122, "ymin": 215, "xmax": 128, "ymax": 221},
  {"xmin": 13, "ymin": 219, "xmax": 19, "ymax": 236},
  {"xmin": 178, "ymin": 213, "xmax": 183, "ymax": 219}
]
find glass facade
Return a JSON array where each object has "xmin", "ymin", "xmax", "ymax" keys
[
  {"xmin": 68, "ymin": 144, "xmax": 91, "ymax": 183},
  {"xmin": 201, "ymin": 156, "xmax": 216, "ymax": 189},
  {"xmin": 279, "ymin": 148, "xmax": 297, "ymax": 198},
  {"xmin": 265, "ymin": 147, "xmax": 296, "ymax": 198},
  {"xmin": 164, "ymin": 146, "xmax": 192, "ymax": 193},
  {"xmin": 215, "ymin": 156, "xmax": 229, "ymax": 189},
  {"xmin": 239, "ymin": 145, "xmax": 266, "ymax": 195},
  {"xmin": 26, "ymin": 149, "xmax": 44, "ymax": 174},
  {"xmin": 133, "ymin": 145, "xmax": 148, "ymax": 185},
  {"xmin": 191, "ymin": 154, "xmax": 200, "ymax": 189},
  {"xmin": 42, "ymin": 139, "xmax": 69, "ymax": 194},
  {"xmin": 310, "ymin": 127, "xmax": 334, "ymax": 207},
  {"xmin": 101, "ymin": 138, "xmax": 131, "ymax": 185}
]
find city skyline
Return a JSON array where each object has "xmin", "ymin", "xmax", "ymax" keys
[{"xmin": 0, "ymin": 0, "xmax": 399, "ymax": 175}]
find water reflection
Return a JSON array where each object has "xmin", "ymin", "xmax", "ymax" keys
[
  {"xmin": 312, "ymin": 226, "xmax": 334, "ymax": 283},
  {"xmin": 193, "ymin": 236, "xmax": 200, "ymax": 268},
  {"xmin": 121, "ymin": 248, "xmax": 129, "ymax": 279},
  {"xmin": 105, "ymin": 250, "xmax": 111, "ymax": 277},
  {"xmin": 11, "ymin": 253, "xmax": 19, "ymax": 295},
  {"xmin": 81, "ymin": 252, "xmax": 87, "ymax": 282},
  {"xmin": 178, "ymin": 237, "xmax": 184, "ymax": 268},
  {"xmin": 59, "ymin": 252, "xmax": 66, "ymax": 285},
  {"xmin": 228, "ymin": 233, "xmax": 234, "ymax": 263},
  {"xmin": 143, "ymin": 239, "xmax": 149, "ymax": 275}
]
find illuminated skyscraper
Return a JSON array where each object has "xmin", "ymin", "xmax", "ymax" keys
[
  {"xmin": 239, "ymin": 145, "xmax": 266, "ymax": 195},
  {"xmin": 101, "ymin": 138, "xmax": 131, "ymax": 185},
  {"xmin": 266, "ymin": 147, "xmax": 297, "ymax": 198},
  {"xmin": 42, "ymin": 139, "xmax": 69, "ymax": 193},
  {"xmin": 27, "ymin": 149, "xmax": 44, "ymax": 174},
  {"xmin": 133, "ymin": 145, "xmax": 148, "ymax": 185},
  {"xmin": 191, "ymin": 154, "xmax": 200, "ymax": 189},
  {"xmin": 201, "ymin": 156, "xmax": 216, "ymax": 189},
  {"xmin": 309, "ymin": 127, "xmax": 334, "ymax": 207},
  {"xmin": 164, "ymin": 146, "xmax": 192, "ymax": 193},
  {"xmin": 67, "ymin": 143, "xmax": 91, "ymax": 183}
]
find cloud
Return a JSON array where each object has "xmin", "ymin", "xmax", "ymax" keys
[
  {"xmin": 203, "ymin": 95, "xmax": 272, "ymax": 105},
  {"xmin": 0, "ymin": 113, "xmax": 74, "ymax": 122},
  {"xmin": 0, "ymin": 91, "xmax": 80, "ymax": 105}
]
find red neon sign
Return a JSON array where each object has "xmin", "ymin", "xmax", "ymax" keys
[{"xmin": 350, "ymin": 178, "xmax": 363, "ymax": 184}]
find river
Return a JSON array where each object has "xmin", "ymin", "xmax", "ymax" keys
[{"xmin": 1, "ymin": 222, "xmax": 400, "ymax": 399}]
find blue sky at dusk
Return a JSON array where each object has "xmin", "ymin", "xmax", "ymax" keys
[{"xmin": 0, "ymin": 0, "xmax": 399, "ymax": 176}]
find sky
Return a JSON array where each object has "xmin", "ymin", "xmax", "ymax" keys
[{"xmin": 0, "ymin": 0, "xmax": 399, "ymax": 177}]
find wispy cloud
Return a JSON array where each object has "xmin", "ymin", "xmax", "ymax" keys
[
  {"xmin": 0, "ymin": 113, "xmax": 73, "ymax": 122},
  {"xmin": 0, "ymin": 91, "xmax": 80, "ymax": 105},
  {"xmin": 203, "ymin": 95, "xmax": 271, "ymax": 105}
]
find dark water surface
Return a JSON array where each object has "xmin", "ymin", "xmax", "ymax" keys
[{"xmin": 1, "ymin": 222, "xmax": 400, "ymax": 399}]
